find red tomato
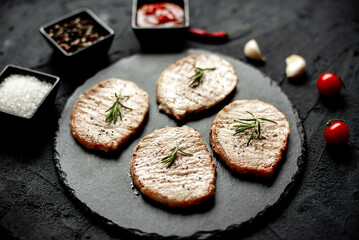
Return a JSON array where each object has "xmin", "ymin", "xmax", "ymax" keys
[
  {"xmin": 317, "ymin": 73, "xmax": 343, "ymax": 95},
  {"xmin": 324, "ymin": 120, "xmax": 349, "ymax": 145}
]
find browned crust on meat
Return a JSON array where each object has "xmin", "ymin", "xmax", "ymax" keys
[
  {"xmin": 156, "ymin": 54, "xmax": 238, "ymax": 120},
  {"xmin": 131, "ymin": 127, "xmax": 216, "ymax": 207},
  {"xmin": 209, "ymin": 100, "xmax": 290, "ymax": 178},
  {"xmin": 69, "ymin": 78, "xmax": 149, "ymax": 152}
]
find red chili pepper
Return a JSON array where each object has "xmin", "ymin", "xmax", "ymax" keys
[
  {"xmin": 208, "ymin": 31, "xmax": 228, "ymax": 38},
  {"xmin": 188, "ymin": 28, "xmax": 228, "ymax": 41},
  {"xmin": 188, "ymin": 23, "xmax": 250, "ymax": 43}
]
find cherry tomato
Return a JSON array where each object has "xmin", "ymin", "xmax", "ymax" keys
[
  {"xmin": 324, "ymin": 120, "xmax": 349, "ymax": 145},
  {"xmin": 317, "ymin": 73, "xmax": 343, "ymax": 95}
]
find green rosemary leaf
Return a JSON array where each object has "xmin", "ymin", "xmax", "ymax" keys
[
  {"xmin": 178, "ymin": 149, "xmax": 193, "ymax": 155},
  {"xmin": 161, "ymin": 143, "xmax": 193, "ymax": 168},
  {"xmin": 105, "ymin": 93, "xmax": 132, "ymax": 124},
  {"xmin": 188, "ymin": 66, "xmax": 216, "ymax": 87},
  {"xmin": 247, "ymin": 120, "xmax": 257, "ymax": 145},
  {"xmin": 233, "ymin": 125, "xmax": 254, "ymax": 135},
  {"xmin": 197, "ymin": 67, "xmax": 216, "ymax": 71},
  {"xmin": 233, "ymin": 124, "xmax": 254, "ymax": 128},
  {"xmin": 161, "ymin": 149, "xmax": 177, "ymax": 168},
  {"xmin": 233, "ymin": 111, "xmax": 277, "ymax": 145},
  {"xmin": 236, "ymin": 118, "xmax": 257, "ymax": 121},
  {"xmin": 245, "ymin": 111, "xmax": 256, "ymax": 118},
  {"xmin": 234, "ymin": 119, "xmax": 255, "ymax": 125},
  {"xmin": 258, "ymin": 117, "xmax": 278, "ymax": 124},
  {"xmin": 235, "ymin": 121, "xmax": 252, "ymax": 125},
  {"xmin": 189, "ymin": 71, "xmax": 203, "ymax": 87},
  {"xmin": 258, "ymin": 119, "xmax": 261, "ymax": 137},
  {"xmin": 161, "ymin": 152, "xmax": 173, "ymax": 161},
  {"xmin": 119, "ymin": 102, "xmax": 133, "ymax": 110}
]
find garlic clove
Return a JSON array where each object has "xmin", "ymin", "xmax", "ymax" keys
[
  {"xmin": 285, "ymin": 54, "xmax": 306, "ymax": 78},
  {"xmin": 244, "ymin": 39, "xmax": 265, "ymax": 61}
]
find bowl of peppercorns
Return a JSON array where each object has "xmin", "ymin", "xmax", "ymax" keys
[{"xmin": 40, "ymin": 8, "xmax": 114, "ymax": 60}]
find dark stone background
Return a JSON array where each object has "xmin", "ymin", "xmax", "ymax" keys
[{"xmin": 0, "ymin": 0, "xmax": 358, "ymax": 239}]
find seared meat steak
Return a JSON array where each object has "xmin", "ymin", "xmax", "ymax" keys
[
  {"xmin": 70, "ymin": 78, "xmax": 149, "ymax": 152},
  {"xmin": 210, "ymin": 100, "xmax": 290, "ymax": 178},
  {"xmin": 157, "ymin": 54, "xmax": 238, "ymax": 120},
  {"xmin": 131, "ymin": 127, "xmax": 216, "ymax": 207}
]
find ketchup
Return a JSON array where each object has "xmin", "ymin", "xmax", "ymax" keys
[{"xmin": 137, "ymin": 2, "xmax": 184, "ymax": 28}]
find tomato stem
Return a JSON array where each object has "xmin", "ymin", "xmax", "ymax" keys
[
  {"xmin": 338, "ymin": 76, "xmax": 346, "ymax": 89},
  {"xmin": 326, "ymin": 119, "xmax": 345, "ymax": 126}
]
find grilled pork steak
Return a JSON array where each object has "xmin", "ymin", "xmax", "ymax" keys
[
  {"xmin": 210, "ymin": 100, "xmax": 290, "ymax": 178},
  {"xmin": 70, "ymin": 78, "xmax": 149, "ymax": 152},
  {"xmin": 156, "ymin": 54, "xmax": 238, "ymax": 120},
  {"xmin": 131, "ymin": 127, "xmax": 216, "ymax": 207}
]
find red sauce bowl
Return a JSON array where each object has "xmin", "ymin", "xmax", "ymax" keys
[{"xmin": 131, "ymin": 0, "xmax": 190, "ymax": 50}]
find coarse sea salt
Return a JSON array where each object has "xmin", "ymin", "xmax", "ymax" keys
[{"xmin": 0, "ymin": 74, "xmax": 52, "ymax": 118}]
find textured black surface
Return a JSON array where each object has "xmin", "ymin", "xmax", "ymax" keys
[
  {"xmin": 55, "ymin": 49, "xmax": 304, "ymax": 238},
  {"xmin": 1, "ymin": 0, "xmax": 359, "ymax": 239}
]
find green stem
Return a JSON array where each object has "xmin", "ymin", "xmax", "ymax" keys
[{"xmin": 326, "ymin": 119, "xmax": 345, "ymax": 126}]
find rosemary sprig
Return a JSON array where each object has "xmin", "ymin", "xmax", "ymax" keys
[
  {"xmin": 105, "ymin": 93, "xmax": 132, "ymax": 124},
  {"xmin": 233, "ymin": 111, "xmax": 277, "ymax": 146},
  {"xmin": 161, "ymin": 143, "xmax": 193, "ymax": 168},
  {"xmin": 188, "ymin": 66, "xmax": 216, "ymax": 87}
]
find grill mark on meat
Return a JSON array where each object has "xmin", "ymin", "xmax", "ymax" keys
[
  {"xmin": 131, "ymin": 127, "xmax": 216, "ymax": 207},
  {"xmin": 209, "ymin": 100, "xmax": 290, "ymax": 178},
  {"xmin": 157, "ymin": 54, "xmax": 238, "ymax": 120},
  {"xmin": 70, "ymin": 78, "xmax": 149, "ymax": 152}
]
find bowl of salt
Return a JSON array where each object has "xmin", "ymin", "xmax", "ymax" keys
[{"xmin": 0, "ymin": 65, "xmax": 60, "ymax": 120}]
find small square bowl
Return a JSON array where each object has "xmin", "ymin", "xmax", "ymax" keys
[
  {"xmin": 131, "ymin": 0, "xmax": 190, "ymax": 49},
  {"xmin": 39, "ymin": 8, "xmax": 114, "ymax": 60},
  {"xmin": 0, "ymin": 65, "xmax": 60, "ymax": 121}
]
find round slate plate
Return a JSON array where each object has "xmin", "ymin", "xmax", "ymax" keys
[{"xmin": 55, "ymin": 49, "xmax": 305, "ymax": 238}]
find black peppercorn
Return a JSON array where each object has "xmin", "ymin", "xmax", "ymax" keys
[{"xmin": 46, "ymin": 16, "xmax": 105, "ymax": 54}]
